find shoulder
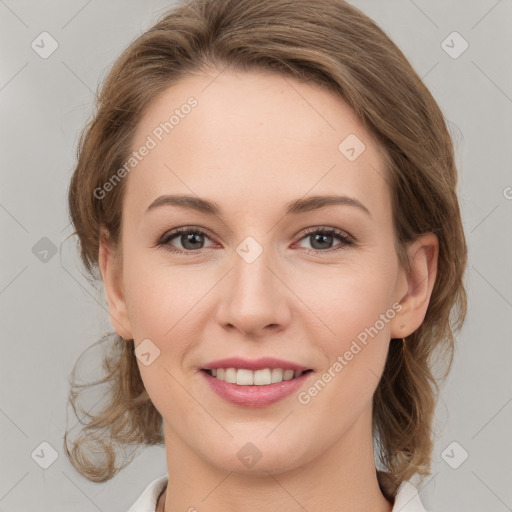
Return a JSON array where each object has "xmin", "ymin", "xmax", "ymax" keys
[
  {"xmin": 128, "ymin": 475, "xmax": 168, "ymax": 512},
  {"xmin": 392, "ymin": 480, "xmax": 429, "ymax": 512}
]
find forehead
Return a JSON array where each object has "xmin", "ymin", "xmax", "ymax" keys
[{"xmin": 124, "ymin": 69, "xmax": 392, "ymax": 224}]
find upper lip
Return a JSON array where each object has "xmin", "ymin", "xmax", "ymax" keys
[{"xmin": 202, "ymin": 357, "xmax": 310, "ymax": 372}]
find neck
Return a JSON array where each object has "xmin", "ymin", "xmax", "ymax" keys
[
  {"xmin": 156, "ymin": 487, "xmax": 166, "ymax": 512},
  {"xmin": 160, "ymin": 404, "xmax": 393, "ymax": 512}
]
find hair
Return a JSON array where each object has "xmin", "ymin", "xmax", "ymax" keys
[{"xmin": 64, "ymin": 0, "xmax": 468, "ymax": 498}]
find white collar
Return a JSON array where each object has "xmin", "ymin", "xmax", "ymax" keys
[{"xmin": 128, "ymin": 475, "xmax": 427, "ymax": 512}]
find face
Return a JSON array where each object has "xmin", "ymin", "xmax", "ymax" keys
[{"xmin": 100, "ymin": 68, "xmax": 438, "ymax": 475}]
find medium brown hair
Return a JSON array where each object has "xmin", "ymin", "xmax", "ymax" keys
[{"xmin": 64, "ymin": 0, "xmax": 468, "ymax": 496}]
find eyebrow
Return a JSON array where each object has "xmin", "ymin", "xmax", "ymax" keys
[{"xmin": 145, "ymin": 193, "xmax": 371, "ymax": 218}]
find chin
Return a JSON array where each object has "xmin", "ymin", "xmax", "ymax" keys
[{"xmin": 196, "ymin": 431, "xmax": 312, "ymax": 476}]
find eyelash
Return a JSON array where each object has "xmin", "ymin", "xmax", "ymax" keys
[{"xmin": 156, "ymin": 225, "xmax": 355, "ymax": 255}]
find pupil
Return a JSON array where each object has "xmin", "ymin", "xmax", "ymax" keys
[
  {"xmin": 311, "ymin": 233, "xmax": 332, "ymax": 250},
  {"xmin": 182, "ymin": 233, "xmax": 203, "ymax": 250}
]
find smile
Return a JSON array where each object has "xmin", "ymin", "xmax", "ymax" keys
[{"xmin": 202, "ymin": 367, "xmax": 313, "ymax": 385}]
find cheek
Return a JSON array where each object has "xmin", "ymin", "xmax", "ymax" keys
[
  {"xmin": 123, "ymin": 253, "xmax": 213, "ymax": 341},
  {"xmin": 292, "ymin": 261, "xmax": 396, "ymax": 346},
  {"xmin": 293, "ymin": 261, "xmax": 395, "ymax": 404}
]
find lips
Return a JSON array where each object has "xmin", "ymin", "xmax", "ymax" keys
[
  {"xmin": 199, "ymin": 357, "xmax": 314, "ymax": 407},
  {"xmin": 202, "ymin": 357, "xmax": 309, "ymax": 372}
]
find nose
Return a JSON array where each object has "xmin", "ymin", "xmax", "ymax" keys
[{"xmin": 215, "ymin": 243, "xmax": 292, "ymax": 338}]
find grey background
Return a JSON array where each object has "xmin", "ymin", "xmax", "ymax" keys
[{"xmin": 1, "ymin": 1, "xmax": 511, "ymax": 511}]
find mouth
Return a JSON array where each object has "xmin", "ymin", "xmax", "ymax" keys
[
  {"xmin": 201, "ymin": 367, "xmax": 314, "ymax": 386},
  {"xmin": 200, "ymin": 365, "xmax": 315, "ymax": 407}
]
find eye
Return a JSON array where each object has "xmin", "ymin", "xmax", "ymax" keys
[
  {"xmin": 157, "ymin": 226, "xmax": 216, "ymax": 254},
  {"xmin": 156, "ymin": 225, "xmax": 355, "ymax": 255},
  {"xmin": 294, "ymin": 227, "xmax": 354, "ymax": 253}
]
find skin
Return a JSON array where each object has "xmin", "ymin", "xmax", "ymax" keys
[{"xmin": 99, "ymin": 68, "xmax": 438, "ymax": 512}]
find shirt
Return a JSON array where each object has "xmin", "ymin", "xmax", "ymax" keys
[{"xmin": 127, "ymin": 474, "xmax": 428, "ymax": 512}]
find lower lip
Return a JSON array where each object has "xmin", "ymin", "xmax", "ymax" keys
[{"xmin": 201, "ymin": 370, "xmax": 312, "ymax": 407}]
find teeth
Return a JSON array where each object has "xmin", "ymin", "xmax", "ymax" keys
[
  {"xmin": 225, "ymin": 368, "xmax": 237, "ymax": 383},
  {"xmin": 271, "ymin": 368, "xmax": 283, "ymax": 383},
  {"xmin": 237, "ymin": 369, "xmax": 254, "ymax": 385},
  {"xmin": 207, "ymin": 367, "xmax": 306, "ymax": 385}
]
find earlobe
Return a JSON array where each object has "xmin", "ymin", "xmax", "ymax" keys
[
  {"xmin": 391, "ymin": 233, "xmax": 439, "ymax": 339},
  {"xmin": 98, "ymin": 228, "xmax": 133, "ymax": 340}
]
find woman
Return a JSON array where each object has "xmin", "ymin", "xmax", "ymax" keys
[{"xmin": 64, "ymin": 0, "xmax": 468, "ymax": 510}]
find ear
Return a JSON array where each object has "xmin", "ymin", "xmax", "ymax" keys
[
  {"xmin": 98, "ymin": 228, "xmax": 133, "ymax": 340},
  {"xmin": 390, "ymin": 232, "xmax": 439, "ymax": 339}
]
